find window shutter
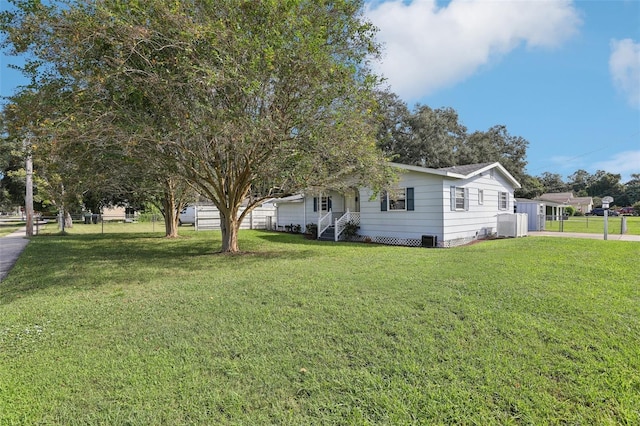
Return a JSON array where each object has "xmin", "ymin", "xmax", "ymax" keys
[
  {"xmin": 407, "ymin": 188, "xmax": 414, "ymax": 211},
  {"xmin": 313, "ymin": 197, "xmax": 318, "ymax": 212},
  {"xmin": 450, "ymin": 186, "xmax": 455, "ymax": 211},
  {"xmin": 381, "ymin": 192, "xmax": 387, "ymax": 211},
  {"xmin": 464, "ymin": 188, "xmax": 469, "ymax": 211}
]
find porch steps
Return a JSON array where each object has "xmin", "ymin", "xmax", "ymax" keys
[{"xmin": 318, "ymin": 226, "xmax": 335, "ymax": 241}]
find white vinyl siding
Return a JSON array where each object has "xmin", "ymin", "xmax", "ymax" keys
[
  {"xmin": 344, "ymin": 166, "xmax": 518, "ymax": 246},
  {"xmin": 360, "ymin": 173, "xmax": 442, "ymax": 241}
]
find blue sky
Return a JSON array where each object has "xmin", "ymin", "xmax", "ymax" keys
[
  {"xmin": 365, "ymin": 0, "xmax": 640, "ymax": 182},
  {"xmin": 2, "ymin": 0, "xmax": 639, "ymax": 183}
]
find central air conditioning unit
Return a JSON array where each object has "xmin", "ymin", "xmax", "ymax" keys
[{"xmin": 422, "ymin": 235, "xmax": 437, "ymax": 248}]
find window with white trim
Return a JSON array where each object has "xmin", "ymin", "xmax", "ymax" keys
[
  {"xmin": 478, "ymin": 189, "xmax": 484, "ymax": 205},
  {"xmin": 499, "ymin": 192, "xmax": 508, "ymax": 210},
  {"xmin": 313, "ymin": 196, "xmax": 332, "ymax": 212},
  {"xmin": 381, "ymin": 188, "xmax": 414, "ymax": 211},
  {"xmin": 450, "ymin": 186, "xmax": 469, "ymax": 211}
]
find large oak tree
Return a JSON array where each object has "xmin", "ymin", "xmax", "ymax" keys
[{"xmin": 2, "ymin": 0, "xmax": 390, "ymax": 252}]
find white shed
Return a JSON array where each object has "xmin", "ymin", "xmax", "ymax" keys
[{"xmin": 515, "ymin": 199, "xmax": 546, "ymax": 231}]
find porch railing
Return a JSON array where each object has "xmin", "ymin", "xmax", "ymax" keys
[
  {"xmin": 318, "ymin": 210, "xmax": 333, "ymax": 239},
  {"xmin": 335, "ymin": 210, "xmax": 360, "ymax": 242}
]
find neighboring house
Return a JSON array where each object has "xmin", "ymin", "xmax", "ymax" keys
[
  {"xmin": 101, "ymin": 205, "xmax": 137, "ymax": 222},
  {"xmin": 191, "ymin": 202, "xmax": 277, "ymax": 231},
  {"xmin": 274, "ymin": 162, "xmax": 521, "ymax": 247},
  {"xmin": 537, "ymin": 192, "xmax": 593, "ymax": 216}
]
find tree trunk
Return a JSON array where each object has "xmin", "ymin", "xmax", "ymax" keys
[
  {"xmin": 162, "ymin": 193, "xmax": 179, "ymax": 238},
  {"xmin": 64, "ymin": 211, "xmax": 73, "ymax": 229},
  {"xmin": 219, "ymin": 209, "xmax": 240, "ymax": 253}
]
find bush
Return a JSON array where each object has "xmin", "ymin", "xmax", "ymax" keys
[
  {"xmin": 285, "ymin": 223, "xmax": 301, "ymax": 233},
  {"xmin": 564, "ymin": 206, "xmax": 575, "ymax": 216},
  {"xmin": 137, "ymin": 212, "xmax": 162, "ymax": 223},
  {"xmin": 342, "ymin": 221, "xmax": 359, "ymax": 241},
  {"xmin": 305, "ymin": 223, "xmax": 317, "ymax": 238}
]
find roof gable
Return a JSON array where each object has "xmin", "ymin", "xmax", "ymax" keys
[{"xmin": 390, "ymin": 162, "xmax": 521, "ymax": 189}]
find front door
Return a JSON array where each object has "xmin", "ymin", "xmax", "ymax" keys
[{"xmin": 344, "ymin": 189, "xmax": 360, "ymax": 213}]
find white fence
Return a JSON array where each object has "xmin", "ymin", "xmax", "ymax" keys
[
  {"xmin": 195, "ymin": 204, "xmax": 277, "ymax": 231},
  {"xmin": 497, "ymin": 213, "xmax": 528, "ymax": 238}
]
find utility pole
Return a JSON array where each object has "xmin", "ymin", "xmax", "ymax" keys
[{"xmin": 24, "ymin": 137, "xmax": 34, "ymax": 237}]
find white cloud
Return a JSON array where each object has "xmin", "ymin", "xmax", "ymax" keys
[
  {"xmin": 609, "ymin": 39, "xmax": 640, "ymax": 108},
  {"xmin": 365, "ymin": 0, "xmax": 582, "ymax": 100},
  {"xmin": 593, "ymin": 150, "xmax": 640, "ymax": 182}
]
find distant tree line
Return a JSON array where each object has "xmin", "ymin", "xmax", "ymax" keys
[
  {"xmin": 373, "ymin": 91, "xmax": 639, "ymax": 206},
  {"xmin": 535, "ymin": 171, "xmax": 640, "ymax": 208}
]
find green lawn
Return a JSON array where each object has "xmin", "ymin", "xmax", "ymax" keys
[
  {"xmin": 545, "ymin": 215, "xmax": 640, "ymax": 234},
  {"xmin": 1, "ymin": 229, "xmax": 639, "ymax": 424},
  {"xmin": 0, "ymin": 220, "xmax": 25, "ymax": 237}
]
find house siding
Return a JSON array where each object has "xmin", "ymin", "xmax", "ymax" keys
[
  {"xmin": 275, "ymin": 190, "xmax": 345, "ymax": 230},
  {"xmin": 441, "ymin": 173, "xmax": 514, "ymax": 243},
  {"xmin": 359, "ymin": 172, "xmax": 445, "ymax": 243},
  {"xmin": 274, "ymin": 163, "xmax": 519, "ymax": 247},
  {"xmin": 359, "ymin": 169, "xmax": 516, "ymax": 246},
  {"xmin": 276, "ymin": 202, "xmax": 305, "ymax": 229}
]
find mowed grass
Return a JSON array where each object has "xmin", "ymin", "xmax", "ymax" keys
[
  {"xmin": 1, "ymin": 229, "xmax": 639, "ymax": 424},
  {"xmin": 545, "ymin": 215, "xmax": 640, "ymax": 234},
  {"xmin": 0, "ymin": 220, "xmax": 25, "ymax": 237}
]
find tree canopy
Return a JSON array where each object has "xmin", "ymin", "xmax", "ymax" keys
[
  {"xmin": 375, "ymin": 91, "xmax": 529, "ymax": 190},
  {"xmin": 2, "ymin": 0, "xmax": 391, "ymax": 252}
]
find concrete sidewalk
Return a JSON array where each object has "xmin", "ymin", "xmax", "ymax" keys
[
  {"xmin": 0, "ymin": 228, "xmax": 30, "ymax": 282},
  {"xmin": 528, "ymin": 231, "xmax": 640, "ymax": 241}
]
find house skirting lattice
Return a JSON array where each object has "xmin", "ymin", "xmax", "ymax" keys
[{"xmin": 354, "ymin": 234, "xmax": 481, "ymax": 248}]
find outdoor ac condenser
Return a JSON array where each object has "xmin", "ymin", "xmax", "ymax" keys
[{"xmin": 422, "ymin": 235, "xmax": 437, "ymax": 248}]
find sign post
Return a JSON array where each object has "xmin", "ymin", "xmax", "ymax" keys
[{"xmin": 602, "ymin": 196, "xmax": 613, "ymax": 240}]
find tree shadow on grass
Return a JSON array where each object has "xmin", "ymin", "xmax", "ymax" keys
[
  {"xmin": 0, "ymin": 232, "xmax": 318, "ymax": 305},
  {"xmin": 256, "ymin": 231, "xmax": 403, "ymax": 250}
]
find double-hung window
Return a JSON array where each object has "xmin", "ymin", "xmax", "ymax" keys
[
  {"xmin": 499, "ymin": 192, "xmax": 508, "ymax": 210},
  {"xmin": 313, "ymin": 196, "xmax": 332, "ymax": 212},
  {"xmin": 381, "ymin": 188, "xmax": 414, "ymax": 211},
  {"xmin": 450, "ymin": 186, "xmax": 469, "ymax": 211}
]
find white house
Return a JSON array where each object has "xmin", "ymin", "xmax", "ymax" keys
[
  {"xmin": 536, "ymin": 192, "xmax": 593, "ymax": 216},
  {"xmin": 274, "ymin": 162, "xmax": 521, "ymax": 247}
]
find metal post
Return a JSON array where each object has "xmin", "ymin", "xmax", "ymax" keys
[
  {"xmin": 24, "ymin": 138, "xmax": 34, "ymax": 237},
  {"xmin": 602, "ymin": 196, "xmax": 613, "ymax": 240}
]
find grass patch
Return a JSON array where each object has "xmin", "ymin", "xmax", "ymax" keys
[
  {"xmin": 0, "ymin": 221, "xmax": 25, "ymax": 237},
  {"xmin": 545, "ymin": 216, "xmax": 640, "ymax": 234},
  {"xmin": 1, "ymin": 229, "xmax": 639, "ymax": 424}
]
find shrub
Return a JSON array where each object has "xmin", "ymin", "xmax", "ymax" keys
[
  {"xmin": 342, "ymin": 221, "xmax": 359, "ymax": 241},
  {"xmin": 305, "ymin": 223, "xmax": 318, "ymax": 238},
  {"xmin": 285, "ymin": 223, "xmax": 301, "ymax": 233},
  {"xmin": 564, "ymin": 206, "xmax": 575, "ymax": 216}
]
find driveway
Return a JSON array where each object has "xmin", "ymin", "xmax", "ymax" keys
[{"xmin": 0, "ymin": 228, "xmax": 30, "ymax": 282}]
